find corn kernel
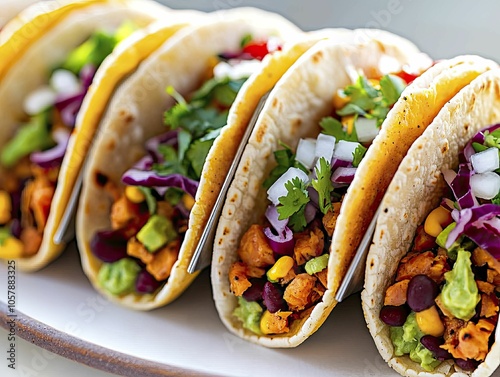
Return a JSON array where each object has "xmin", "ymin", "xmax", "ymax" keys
[
  {"xmin": 332, "ymin": 89, "xmax": 350, "ymax": 110},
  {"xmin": 267, "ymin": 256, "xmax": 294, "ymax": 282},
  {"xmin": 424, "ymin": 206, "xmax": 452, "ymax": 237},
  {"xmin": 0, "ymin": 237, "xmax": 24, "ymax": 259},
  {"xmin": 0, "ymin": 191, "xmax": 12, "ymax": 224},
  {"xmin": 416, "ymin": 305, "xmax": 445, "ymax": 337},
  {"xmin": 259, "ymin": 310, "xmax": 292, "ymax": 335},
  {"xmin": 182, "ymin": 193, "xmax": 195, "ymax": 211},
  {"xmin": 125, "ymin": 186, "xmax": 145, "ymax": 204},
  {"xmin": 342, "ymin": 115, "xmax": 355, "ymax": 136}
]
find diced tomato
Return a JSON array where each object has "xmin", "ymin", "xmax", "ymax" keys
[
  {"xmin": 394, "ymin": 68, "xmax": 420, "ymax": 85},
  {"xmin": 242, "ymin": 41, "xmax": 270, "ymax": 61}
]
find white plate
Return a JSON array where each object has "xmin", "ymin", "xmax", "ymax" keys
[{"xmin": 0, "ymin": 244, "xmax": 408, "ymax": 377}]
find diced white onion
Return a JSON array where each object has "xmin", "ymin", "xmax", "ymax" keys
[
  {"xmin": 378, "ymin": 55, "xmax": 402, "ymax": 75},
  {"xmin": 267, "ymin": 167, "xmax": 309, "ymax": 206},
  {"xmin": 295, "ymin": 138, "xmax": 317, "ymax": 170},
  {"xmin": 355, "ymin": 117, "xmax": 379, "ymax": 143},
  {"xmin": 470, "ymin": 172, "xmax": 500, "ymax": 200},
  {"xmin": 314, "ymin": 134, "xmax": 336, "ymax": 165},
  {"xmin": 266, "ymin": 37, "xmax": 282, "ymax": 53},
  {"xmin": 471, "ymin": 147, "xmax": 500, "ymax": 173},
  {"xmin": 24, "ymin": 86, "xmax": 56, "ymax": 115},
  {"xmin": 50, "ymin": 69, "xmax": 81, "ymax": 96},
  {"xmin": 213, "ymin": 59, "xmax": 261, "ymax": 80},
  {"xmin": 332, "ymin": 140, "xmax": 361, "ymax": 162}
]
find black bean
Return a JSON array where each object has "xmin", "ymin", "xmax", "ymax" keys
[
  {"xmin": 420, "ymin": 335, "xmax": 451, "ymax": 361},
  {"xmin": 407, "ymin": 275, "xmax": 439, "ymax": 312},
  {"xmin": 379, "ymin": 305, "xmax": 409, "ymax": 326}
]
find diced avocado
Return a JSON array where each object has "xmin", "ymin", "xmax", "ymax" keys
[
  {"xmin": 98, "ymin": 258, "xmax": 140, "ymax": 296},
  {"xmin": 137, "ymin": 215, "xmax": 177, "ymax": 253},
  {"xmin": 305, "ymin": 254, "xmax": 329, "ymax": 275},
  {"xmin": 1, "ymin": 111, "xmax": 53, "ymax": 168},
  {"xmin": 390, "ymin": 311, "xmax": 441, "ymax": 371},
  {"xmin": 233, "ymin": 296, "xmax": 263, "ymax": 335},
  {"xmin": 410, "ymin": 342, "xmax": 441, "ymax": 371},
  {"xmin": 390, "ymin": 312, "xmax": 422, "ymax": 356},
  {"xmin": 438, "ymin": 248, "xmax": 480, "ymax": 320},
  {"xmin": 436, "ymin": 222, "xmax": 459, "ymax": 260}
]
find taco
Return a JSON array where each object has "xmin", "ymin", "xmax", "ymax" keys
[
  {"xmin": 0, "ymin": 0, "xmax": 185, "ymax": 271},
  {"xmin": 76, "ymin": 8, "xmax": 313, "ymax": 310},
  {"xmin": 362, "ymin": 69, "xmax": 500, "ymax": 376},
  {"xmin": 211, "ymin": 32, "xmax": 498, "ymax": 347},
  {"xmin": 0, "ymin": 0, "xmax": 39, "ymax": 29}
]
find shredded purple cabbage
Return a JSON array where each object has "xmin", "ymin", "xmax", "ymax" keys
[
  {"xmin": 54, "ymin": 64, "xmax": 96, "ymax": 128},
  {"xmin": 462, "ymin": 123, "xmax": 500, "ymax": 162},
  {"xmin": 122, "ymin": 170, "xmax": 198, "ymax": 198},
  {"xmin": 447, "ymin": 204, "xmax": 500, "ymax": 257},
  {"xmin": 448, "ymin": 163, "xmax": 478, "ymax": 209},
  {"xmin": 30, "ymin": 129, "xmax": 71, "ymax": 168}
]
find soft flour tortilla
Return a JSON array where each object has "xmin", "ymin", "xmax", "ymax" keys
[
  {"xmin": 211, "ymin": 30, "xmax": 435, "ymax": 348},
  {"xmin": 362, "ymin": 69, "xmax": 500, "ymax": 377},
  {"xmin": 0, "ymin": 0, "xmax": 39, "ymax": 28},
  {"xmin": 0, "ymin": 0, "xmax": 173, "ymax": 272},
  {"xmin": 76, "ymin": 8, "xmax": 304, "ymax": 310}
]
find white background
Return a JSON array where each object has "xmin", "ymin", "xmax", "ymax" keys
[{"xmin": 2, "ymin": 1, "xmax": 500, "ymax": 376}]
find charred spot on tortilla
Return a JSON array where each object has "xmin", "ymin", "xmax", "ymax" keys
[
  {"xmin": 230, "ymin": 194, "xmax": 238, "ymax": 203},
  {"xmin": 106, "ymin": 139, "xmax": 116, "ymax": 151},
  {"xmin": 95, "ymin": 171, "xmax": 109, "ymax": 187},
  {"xmin": 441, "ymin": 142, "xmax": 449, "ymax": 154},
  {"xmin": 312, "ymin": 50, "xmax": 323, "ymax": 63},
  {"xmin": 272, "ymin": 97, "xmax": 279, "ymax": 108},
  {"xmin": 223, "ymin": 227, "xmax": 230, "ymax": 236},
  {"xmin": 256, "ymin": 122, "xmax": 268, "ymax": 143},
  {"xmin": 118, "ymin": 108, "xmax": 135, "ymax": 124}
]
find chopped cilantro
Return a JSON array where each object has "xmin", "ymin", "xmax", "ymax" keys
[
  {"xmin": 240, "ymin": 34, "xmax": 253, "ymax": 48},
  {"xmin": 319, "ymin": 117, "xmax": 358, "ymax": 142},
  {"xmin": 263, "ymin": 143, "xmax": 308, "ymax": 189},
  {"xmin": 277, "ymin": 177, "xmax": 309, "ymax": 232},
  {"xmin": 484, "ymin": 129, "xmax": 500, "ymax": 150},
  {"xmin": 159, "ymin": 73, "xmax": 249, "ymax": 181},
  {"xmin": 472, "ymin": 142, "xmax": 488, "ymax": 153},
  {"xmin": 186, "ymin": 139, "xmax": 214, "ymax": 179},
  {"xmin": 164, "ymin": 187, "xmax": 184, "ymax": 206},
  {"xmin": 312, "ymin": 158, "xmax": 333, "ymax": 214},
  {"xmin": 138, "ymin": 187, "xmax": 157, "ymax": 215},
  {"xmin": 492, "ymin": 191, "xmax": 500, "ymax": 205},
  {"xmin": 379, "ymin": 74, "xmax": 406, "ymax": 106},
  {"xmin": 352, "ymin": 144, "xmax": 368, "ymax": 167},
  {"xmin": 336, "ymin": 74, "xmax": 407, "ymax": 129}
]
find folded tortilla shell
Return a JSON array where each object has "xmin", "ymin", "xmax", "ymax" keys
[
  {"xmin": 76, "ymin": 7, "xmax": 304, "ymax": 310},
  {"xmin": 362, "ymin": 68, "xmax": 500, "ymax": 377},
  {"xmin": 211, "ymin": 30, "xmax": 437, "ymax": 348},
  {"xmin": 0, "ymin": 0, "xmax": 172, "ymax": 271}
]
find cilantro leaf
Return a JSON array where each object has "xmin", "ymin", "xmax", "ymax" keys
[
  {"xmin": 263, "ymin": 143, "xmax": 308, "ymax": 189},
  {"xmin": 312, "ymin": 158, "xmax": 334, "ymax": 214},
  {"xmin": 177, "ymin": 129, "xmax": 192, "ymax": 161},
  {"xmin": 164, "ymin": 187, "xmax": 184, "ymax": 206},
  {"xmin": 336, "ymin": 103, "xmax": 369, "ymax": 117},
  {"xmin": 240, "ymin": 34, "xmax": 253, "ymax": 48},
  {"xmin": 492, "ymin": 191, "xmax": 500, "ymax": 205},
  {"xmin": 342, "ymin": 76, "xmax": 378, "ymax": 111},
  {"xmin": 277, "ymin": 177, "xmax": 309, "ymax": 232},
  {"xmin": 319, "ymin": 117, "xmax": 358, "ymax": 142},
  {"xmin": 472, "ymin": 142, "xmax": 489, "ymax": 153},
  {"xmin": 186, "ymin": 139, "xmax": 214, "ymax": 179},
  {"xmin": 380, "ymin": 74, "xmax": 406, "ymax": 106},
  {"xmin": 352, "ymin": 144, "xmax": 368, "ymax": 167},
  {"xmin": 138, "ymin": 187, "xmax": 157, "ymax": 215}
]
